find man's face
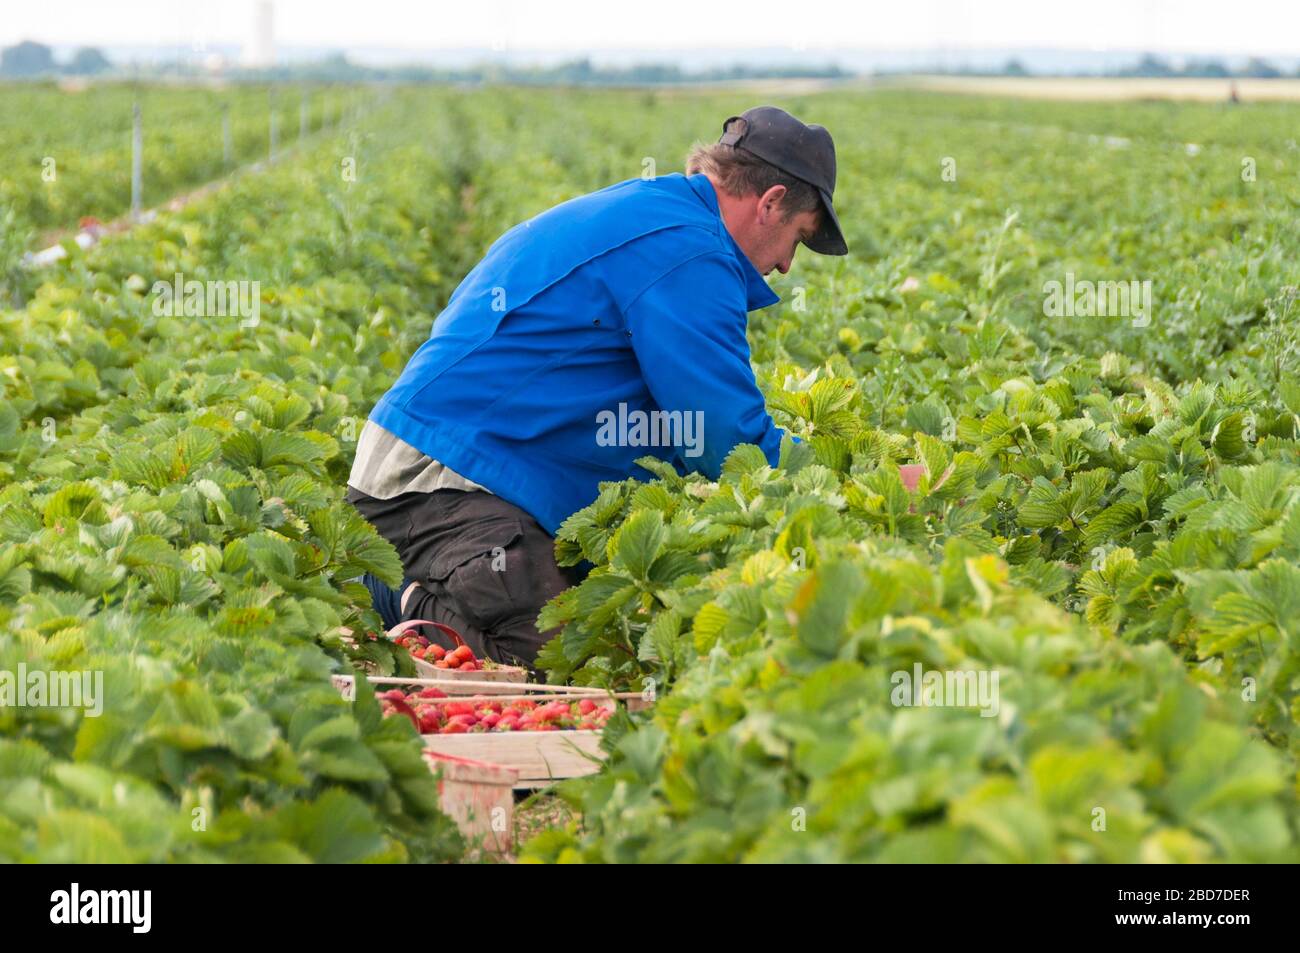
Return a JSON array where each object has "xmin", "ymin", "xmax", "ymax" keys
[
  {"xmin": 724, "ymin": 183, "xmax": 821, "ymax": 277},
  {"xmin": 752, "ymin": 207, "xmax": 820, "ymax": 277}
]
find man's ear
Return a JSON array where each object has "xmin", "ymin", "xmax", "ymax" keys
[{"xmin": 756, "ymin": 184, "xmax": 788, "ymax": 225}]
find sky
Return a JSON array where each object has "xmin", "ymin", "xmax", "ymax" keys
[{"xmin": 2, "ymin": 0, "xmax": 1299, "ymax": 56}]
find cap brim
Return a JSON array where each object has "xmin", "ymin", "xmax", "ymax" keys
[{"xmin": 803, "ymin": 188, "xmax": 848, "ymax": 256}]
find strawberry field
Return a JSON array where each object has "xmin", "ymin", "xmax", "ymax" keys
[
  {"xmin": 0, "ymin": 84, "xmax": 346, "ymax": 236},
  {"xmin": 1, "ymin": 86, "xmax": 1298, "ymax": 863}
]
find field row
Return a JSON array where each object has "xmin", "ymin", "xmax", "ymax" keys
[{"xmin": 0, "ymin": 83, "xmax": 368, "ymax": 246}]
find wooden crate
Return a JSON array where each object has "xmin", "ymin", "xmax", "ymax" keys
[
  {"xmin": 368, "ymin": 679, "xmax": 613, "ymax": 788},
  {"xmin": 423, "ymin": 729, "xmax": 605, "ymax": 789},
  {"xmin": 387, "ymin": 618, "xmax": 529, "ymax": 692},
  {"xmin": 412, "ymin": 656, "xmax": 528, "ymax": 693},
  {"xmin": 425, "ymin": 751, "xmax": 519, "ymax": 853},
  {"xmin": 625, "ymin": 694, "xmax": 654, "ymax": 713},
  {"xmin": 360, "ymin": 678, "xmax": 651, "ymax": 789}
]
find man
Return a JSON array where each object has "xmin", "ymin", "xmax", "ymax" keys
[{"xmin": 348, "ymin": 105, "xmax": 847, "ymax": 668}]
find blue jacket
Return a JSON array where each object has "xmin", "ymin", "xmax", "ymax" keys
[{"xmin": 368, "ymin": 173, "xmax": 786, "ymax": 534}]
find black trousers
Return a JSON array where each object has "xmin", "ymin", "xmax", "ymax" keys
[{"xmin": 346, "ymin": 487, "xmax": 584, "ymax": 670}]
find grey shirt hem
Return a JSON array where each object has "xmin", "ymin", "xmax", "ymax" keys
[{"xmin": 347, "ymin": 420, "xmax": 491, "ymax": 500}]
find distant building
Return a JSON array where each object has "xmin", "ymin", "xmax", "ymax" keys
[{"xmin": 244, "ymin": 0, "xmax": 275, "ymax": 68}]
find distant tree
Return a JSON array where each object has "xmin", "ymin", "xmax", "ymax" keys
[
  {"xmin": 66, "ymin": 47, "xmax": 111, "ymax": 75},
  {"xmin": 1241, "ymin": 57, "xmax": 1281, "ymax": 78},
  {"xmin": 1002, "ymin": 58, "xmax": 1028, "ymax": 76},
  {"xmin": 0, "ymin": 40, "xmax": 55, "ymax": 77},
  {"xmin": 1129, "ymin": 53, "xmax": 1174, "ymax": 77},
  {"xmin": 1182, "ymin": 59, "xmax": 1230, "ymax": 78}
]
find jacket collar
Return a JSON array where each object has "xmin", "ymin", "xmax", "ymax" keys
[{"xmin": 687, "ymin": 174, "xmax": 781, "ymax": 311}]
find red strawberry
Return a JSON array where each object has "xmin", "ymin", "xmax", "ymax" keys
[
  {"xmin": 459, "ymin": 661, "xmax": 478, "ymax": 672},
  {"xmin": 433, "ymin": 660, "xmax": 451, "ymax": 669},
  {"xmin": 445, "ymin": 714, "xmax": 478, "ymax": 729},
  {"xmin": 441, "ymin": 722, "xmax": 469, "ymax": 734},
  {"xmin": 451, "ymin": 645, "xmax": 475, "ymax": 664},
  {"xmin": 578, "ymin": 698, "xmax": 598, "ymax": 715},
  {"xmin": 428, "ymin": 644, "xmax": 446, "ymax": 661},
  {"xmin": 445, "ymin": 701, "xmax": 475, "ymax": 717},
  {"xmin": 387, "ymin": 696, "xmax": 420, "ymax": 731},
  {"xmin": 479, "ymin": 713, "xmax": 501, "ymax": 728},
  {"xmin": 417, "ymin": 686, "xmax": 447, "ymax": 699}
]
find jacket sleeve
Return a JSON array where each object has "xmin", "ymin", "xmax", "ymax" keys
[{"xmin": 624, "ymin": 251, "xmax": 786, "ymax": 478}]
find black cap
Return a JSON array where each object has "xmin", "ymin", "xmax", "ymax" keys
[{"xmin": 718, "ymin": 105, "xmax": 847, "ymax": 256}]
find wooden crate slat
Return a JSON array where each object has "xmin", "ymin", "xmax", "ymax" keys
[
  {"xmin": 423, "ymin": 730, "xmax": 605, "ymax": 783},
  {"xmin": 412, "ymin": 657, "xmax": 528, "ymax": 692}
]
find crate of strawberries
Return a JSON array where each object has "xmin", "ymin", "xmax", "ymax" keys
[
  {"xmin": 374, "ymin": 683, "xmax": 614, "ymax": 787},
  {"xmin": 388, "ymin": 619, "xmax": 528, "ymax": 692}
]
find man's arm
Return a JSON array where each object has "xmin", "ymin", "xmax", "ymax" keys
[{"xmin": 623, "ymin": 251, "xmax": 785, "ymax": 478}]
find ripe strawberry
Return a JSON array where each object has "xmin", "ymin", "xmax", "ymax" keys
[
  {"xmin": 433, "ymin": 660, "xmax": 451, "ymax": 669},
  {"xmin": 451, "ymin": 645, "xmax": 475, "ymax": 664},
  {"xmin": 444, "ymin": 657, "xmax": 462, "ymax": 669},
  {"xmin": 387, "ymin": 696, "xmax": 420, "ymax": 731},
  {"xmin": 445, "ymin": 701, "xmax": 475, "ymax": 717},
  {"xmin": 441, "ymin": 722, "xmax": 469, "ymax": 734},
  {"xmin": 501, "ymin": 706, "xmax": 522, "ymax": 719},
  {"xmin": 445, "ymin": 714, "xmax": 478, "ymax": 729},
  {"xmin": 428, "ymin": 644, "xmax": 446, "ymax": 661},
  {"xmin": 497, "ymin": 716, "xmax": 520, "ymax": 731},
  {"xmin": 578, "ymin": 698, "xmax": 598, "ymax": 715},
  {"xmin": 417, "ymin": 686, "xmax": 447, "ymax": 699},
  {"xmin": 480, "ymin": 713, "xmax": 501, "ymax": 728}
]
